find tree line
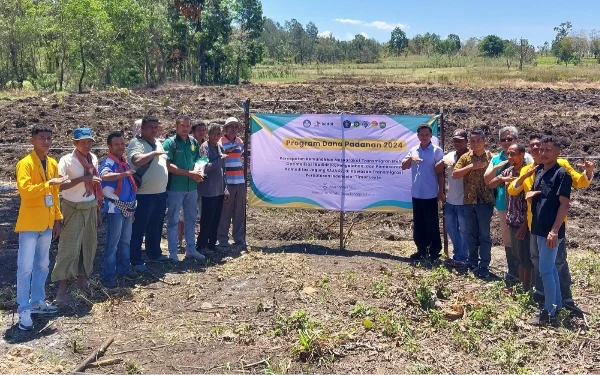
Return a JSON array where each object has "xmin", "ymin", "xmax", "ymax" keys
[
  {"xmin": 1, "ymin": 1, "xmax": 599, "ymax": 93},
  {"xmin": 0, "ymin": 0, "xmax": 264, "ymax": 91},
  {"xmin": 259, "ymin": 19, "xmax": 600, "ymax": 69}
]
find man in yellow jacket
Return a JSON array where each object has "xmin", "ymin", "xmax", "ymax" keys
[
  {"xmin": 15, "ymin": 124, "xmax": 70, "ymax": 330},
  {"xmin": 508, "ymin": 132, "xmax": 594, "ymax": 313}
]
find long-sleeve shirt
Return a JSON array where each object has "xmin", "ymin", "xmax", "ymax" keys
[
  {"xmin": 197, "ymin": 141, "xmax": 228, "ymax": 197},
  {"xmin": 507, "ymin": 158, "xmax": 592, "ymax": 230},
  {"xmin": 15, "ymin": 151, "xmax": 63, "ymax": 232}
]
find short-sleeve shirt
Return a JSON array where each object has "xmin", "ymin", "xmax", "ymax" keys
[
  {"xmin": 455, "ymin": 150, "xmax": 494, "ymax": 205},
  {"xmin": 444, "ymin": 151, "xmax": 466, "ymax": 206},
  {"xmin": 531, "ymin": 163, "xmax": 572, "ymax": 239},
  {"xmin": 502, "ymin": 166, "xmax": 527, "ymax": 229},
  {"xmin": 99, "ymin": 157, "xmax": 136, "ymax": 214},
  {"xmin": 405, "ymin": 142, "xmax": 444, "ymax": 199},
  {"xmin": 58, "ymin": 151, "xmax": 98, "ymax": 203},
  {"xmin": 162, "ymin": 135, "xmax": 200, "ymax": 192},
  {"xmin": 126, "ymin": 137, "xmax": 168, "ymax": 195},
  {"xmin": 219, "ymin": 136, "xmax": 245, "ymax": 185}
]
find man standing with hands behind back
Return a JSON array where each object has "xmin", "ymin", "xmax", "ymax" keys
[{"xmin": 402, "ymin": 123, "xmax": 445, "ymax": 263}]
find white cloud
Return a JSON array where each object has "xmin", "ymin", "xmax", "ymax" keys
[
  {"xmin": 333, "ymin": 18, "xmax": 409, "ymax": 31},
  {"xmin": 344, "ymin": 33, "xmax": 354, "ymax": 41},
  {"xmin": 334, "ymin": 18, "xmax": 363, "ymax": 25},
  {"xmin": 318, "ymin": 30, "xmax": 333, "ymax": 38},
  {"xmin": 360, "ymin": 32, "xmax": 368, "ymax": 38},
  {"xmin": 365, "ymin": 21, "xmax": 408, "ymax": 31}
]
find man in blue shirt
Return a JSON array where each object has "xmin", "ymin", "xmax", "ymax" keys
[
  {"xmin": 99, "ymin": 132, "xmax": 139, "ymax": 288},
  {"xmin": 402, "ymin": 123, "xmax": 445, "ymax": 262}
]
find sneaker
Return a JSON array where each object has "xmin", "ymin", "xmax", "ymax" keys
[
  {"xmin": 217, "ymin": 242, "xmax": 230, "ymax": 248},
  {"xmin": 529, "ymin": 309, "xmax": 551, "ymax": 326},
  {"xmin": 18, "ymin": 310, "xmax": 33, "ymax": 331},
  {"xmin": 168, "ymin": 254, "xmax": 180, "ymax": 262},
  {"xmin": 123, "ymin": 270, "xmax": 141, "ymax": 280},
  {"xmin": 409, "ymin": 252, "xmax": 426, "ymax": 261},
  {"xmin": 30, "ymin": 300, "xmax": 58, "ymax": 315},
  {"xmin": 185, "ymin": 249, "xmax": 206, "ymax": 262},
  {"xmin": 445, "ymin": 259, "xmax": 468, "ymax": 269},
  {"xmin": 234, "ymin": 241, "xmax": 247, "ymax": 247},
  {"xmin": 133, "ymin": 264, "xmax": 148, "ymax": 272},
  {"xmin": 102, "ymin": 280, "xmax": 118, "ymax": 289},
  {"xmin": 563, "ymin": 302, "xmax": 585, "ymax": 318}
]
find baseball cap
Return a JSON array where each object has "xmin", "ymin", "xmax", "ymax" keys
[
  {"xmin": 224, "ymin": 117, "xmax": 240, "ymax": 129},
  {"xmin": 452, "ymin": 129, "xmax": 468, "ymax": 140},
  {"xmin": 73, "ymin": 127, "xmax": 95, "ymax": 141}
]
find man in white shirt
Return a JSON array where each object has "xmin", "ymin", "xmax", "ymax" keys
[
  {"xmin": 438, "ymin": 129, "xmax": 469, "ymax": 268},
  {"xmin": 52, "ymin": 127, "xmax": 102, "ymax": 303}
]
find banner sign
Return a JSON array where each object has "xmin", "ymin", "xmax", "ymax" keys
[{"xmin": 249, "ymin": 114, "xmax": 440, "ymax": 212}]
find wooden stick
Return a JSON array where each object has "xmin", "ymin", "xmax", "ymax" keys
[
  {"xmin": 72, "ymin": 336, "xmax": 115, "ymax": 373},
  {"xmin": 242, "ymin": 357, "xmax": 271, "ymax": 368},
  {"xmin": 88, "ymin": 358, "xmax": 122, "ymax": 367}
]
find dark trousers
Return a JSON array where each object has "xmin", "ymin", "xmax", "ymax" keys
[
  {"xmin": 130, "ymin": 193, "xmax": 167, "ymax": 265},
  {"xmin": 412, "ymin": 198, "xmax": 442, "ymax": 258},
  {"xmin": 464, "ymin": 203, "xmax": 494, "ymax": 270},
  {"xmin": 197, "ymin": 195, "xmax": 224, "ymax": 250}
]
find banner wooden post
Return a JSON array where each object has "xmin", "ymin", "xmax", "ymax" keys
[
  {"xmin": 243, "ymin": 98, "xmax": 251, "ymax": 243},
  {"xmin": 439, "ymin": 110, "xmax": 449, "ymax": 258}
]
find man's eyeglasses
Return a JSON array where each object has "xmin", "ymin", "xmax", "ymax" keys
[{"xmin": 500, "ymin": 137, "xmax": 514, "ymax": 142}]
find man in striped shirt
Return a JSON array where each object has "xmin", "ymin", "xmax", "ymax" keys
[{"xmin": 217, "ymin": 117, "xmax": 246, "ymax": 247}]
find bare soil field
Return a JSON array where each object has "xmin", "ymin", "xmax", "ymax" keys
[{"xmin": 0, "ymin": 83, "xmax": 599, "ymax": 374}]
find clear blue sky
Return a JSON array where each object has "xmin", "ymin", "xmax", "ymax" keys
[{"xmin": 260, "ymin": 0, "xmax": 600, "ymax": 47}]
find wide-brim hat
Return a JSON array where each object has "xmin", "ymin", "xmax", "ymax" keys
[{"xmin": 73, "ymin": 127, "xmax": 95, "ymax": 141}]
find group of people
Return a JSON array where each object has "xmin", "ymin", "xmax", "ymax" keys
[
  {"xmin": 404, "ymin": 124, "xmax": 594, "ymax": 325},
  {"xmin": 14, "ymin": 115, "xmax": 247, "ymax": 331}
]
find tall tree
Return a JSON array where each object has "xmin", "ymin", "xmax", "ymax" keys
[
  {"xmin": 388, "ymin": 27, "xmax": 408, "ymax": 57},
  {"xmin": 232, "ymin": 0, "xmax": 264, "ymax": 83},
  {"xmin": 551, "ymin": 21, "xmax": 572, "ymax": 61}
]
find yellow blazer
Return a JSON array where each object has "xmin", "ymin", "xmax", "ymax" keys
[{"xmin": 15, "ymin": 151, "xmax": 63, "ymax": 232}]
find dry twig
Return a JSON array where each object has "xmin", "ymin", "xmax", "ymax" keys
[{"xmin": 72, "ymin": 336, "xmax": 115, "ymax": 373}]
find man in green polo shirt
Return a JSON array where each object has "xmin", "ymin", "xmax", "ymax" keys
[{"xmin": 163, "ymin": 115, "xmax": 205, "ymax": 262}]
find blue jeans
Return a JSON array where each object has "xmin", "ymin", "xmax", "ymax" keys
[
  {"xmin": 444, "ymin": 203, "xmax": 467, "ymax": 263},
  {"xmin": 17, "ymin": 228, "xmax": 52, "ymax": 313},
  {"xmin": 167, "ymin": 190, "xmax": 198, "ymax": 257},
  {"xmin": 102, "ymin": 214, "xmax": 133, "ymax": 283},
  {"xmin": 464, "ymin": 203, "xmax": 494, "ymax": 270},
  {"xmin": 537, "ymin": 235, "xmax": 563, "ymax": 315},
  {"xmin": 130, "ymin": 193, "xmax": 167, "ymax": 265}
]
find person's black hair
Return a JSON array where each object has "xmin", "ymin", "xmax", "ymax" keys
[
  {"xmin": 541, "ymin": 136, "xmax": 564, "ymax": 149},
  {"xmin": 529, "ymin": 132, "xmax": 544, "ymax": 141},
  {"xmin": 31, "ymin": 124, "xmax": 53, "ymax": 136},
  {"xmin": 192, "ymin": 121, "xmax": 207, "ymax": 132},
  {"xmin": 175, "ymin": 115, "xmax": 192, "ymax": 125},
  {"xmin": 142, "ymin": 115, "xmax": 160, "ymax": 127},
  {"xmin": 470, "ymin": 129, "xmax": 485, "ymax": 138},
  {"xmin": 510, "ymin": 143, "xmax": 526, "ymax": 154},
  {"xmin": 107, "ymin": 131, "xmax": 124, "ymax": 145},
  {"xmin": 416, "ymin": 123, "xmax": 432, "ymax": 134}
]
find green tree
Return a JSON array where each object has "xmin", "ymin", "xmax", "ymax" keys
[
  {"xmin": 479, "ymin": 35, "xmax": 504, "ymax": 58},
  {"xmin": 551, "ymin": 21, "xmax": 572, "ymax": 60},
  {"xmin": 557, "ymin": 37, "xmax": 576, "ymax": 66},
  {"xmin": 408, "ymin": 34, "xmax": 424, "ymax": 55},
  {"xmin": 388, "ymin": 27, "xmax": 408, "ymax": 57},
  {"xmin": 502, "ymin": 39, "xmax": 517, "ymax": 69}
]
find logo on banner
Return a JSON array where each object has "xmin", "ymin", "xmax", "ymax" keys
[
  {"xmin": 315, "ymin": 121, "xmax": 320, "ymax": 127},
  {"xmin": 353, "ymin": 121, "xmax": 360, "ymax": 128},
  {"xmin": 303, "ymin": 120, "xmax": 311, "ymax": 128},
  {"xmin": 379, "ymin": 122, "xmax": 387, "ymax": 129},
  {"xmin": 371, "ymin": 121, "xmax": 378, "ymax": 128},
  {"xmin": 343, "ymin": 120, "xmax": 351, "ymax": 128},
  {"xmin": 362, "ymin": 121, "xmax": 369, "ymax": 128}
]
